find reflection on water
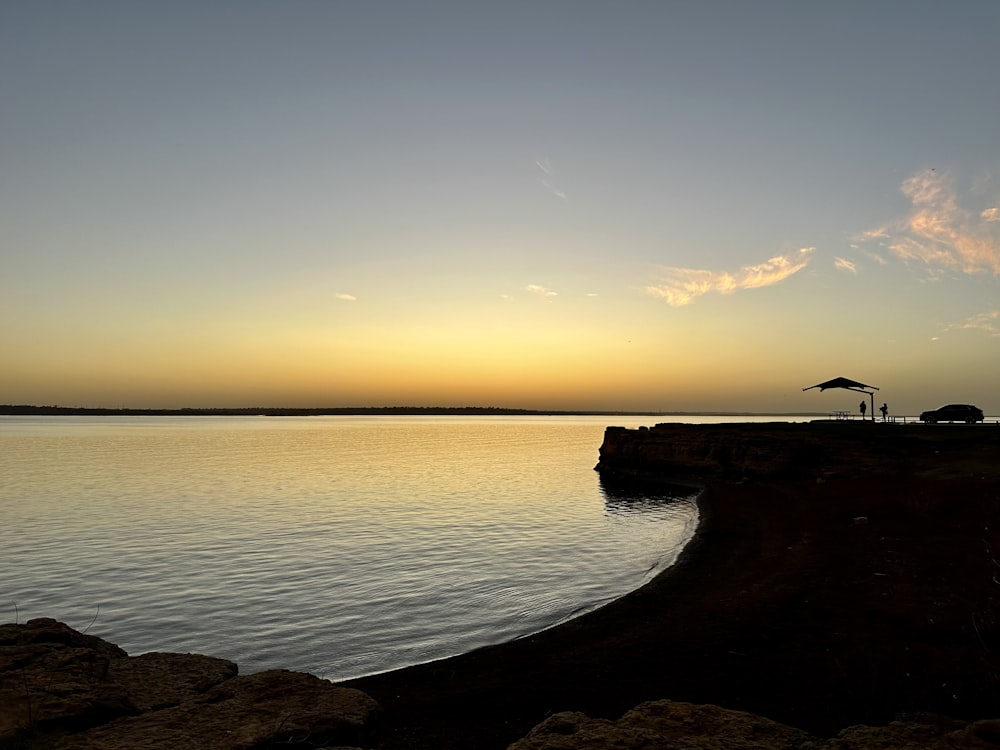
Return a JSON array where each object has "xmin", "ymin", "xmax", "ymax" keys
[
  {"xmin": 599, "ymin": 474, "xmax": 701, "ymax": 516},
  {"xmin": 597, "ymin": 475, "xmax": 701, "ymax": 582}
]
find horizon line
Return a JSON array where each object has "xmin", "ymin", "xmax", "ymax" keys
[{"xmin": 0, "ymin": 404, "xmax": 830, "ymax": 418}]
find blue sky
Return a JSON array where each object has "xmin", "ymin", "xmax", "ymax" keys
[{"xmin": 2, "ymin": 1, "xmax": 998, "ymax": 413}]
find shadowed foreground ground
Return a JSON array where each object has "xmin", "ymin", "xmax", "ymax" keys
[{"xmin": 345, "ymin": 424, "xmax": 1000, "ymax": 749}]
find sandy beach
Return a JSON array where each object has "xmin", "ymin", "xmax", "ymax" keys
[{"xmin": 345, "ymin": 424, "xmax": 1000, "ymax": 749}]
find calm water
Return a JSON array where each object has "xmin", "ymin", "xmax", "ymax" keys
[{"xmin": 0, "ymin": 415, "xmax": 717, "ymax": 681}]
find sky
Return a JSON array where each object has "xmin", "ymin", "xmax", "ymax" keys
[{"xmin": 2, "ymin": 1, "xmax": 999, "ymax": 414}]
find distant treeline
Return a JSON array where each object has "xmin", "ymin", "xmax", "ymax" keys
[
  {"xmin": 0, "ymin": 405, "xmax": 665, "ymax": 417},
  {"xmin": 0, "ymin": 404, "xmax": 824, "ymax": 417},
  {"xmin": 2, "ymin": 405, "xmax": 538, "ymax": 416}
]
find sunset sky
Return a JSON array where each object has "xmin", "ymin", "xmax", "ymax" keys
[{"xmin": 2, "ymin": 2, "xmax": 998, "ymax": 414}]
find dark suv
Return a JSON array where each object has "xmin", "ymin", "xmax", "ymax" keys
[{"xmin": 919, "ymin": 404, "xmax": 985, "ymax": 423}]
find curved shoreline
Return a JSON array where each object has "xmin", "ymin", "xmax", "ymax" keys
[
  {"xmin": 344, "ymin": 425, "xmax": 1000, "ymax": 749},
  {"xmin": 342, "ymin": 486, "xmax": 701, "ymax": 685}
]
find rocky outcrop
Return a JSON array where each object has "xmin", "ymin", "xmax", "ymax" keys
[
  {"xmin": 510, "ymin": 700, "xmax": 1000, "ymax": 750},
  {"xmin": 510, "ymin": 701, "xmax": 813, "ymax": 750},
  {"xmin": 0, "ymin": 618, "xmax": 380, "ymax": 749},
  {"xmin": 0, "ymin": 617, "xmax": 136, "ymax": 737},
  {"xmin": 595, "ymin": 421, "xmax": 1000, "ymax": 482},
  {"xmin": 58, "ymin": 669, "xmax": 381, "ymax": 750}
]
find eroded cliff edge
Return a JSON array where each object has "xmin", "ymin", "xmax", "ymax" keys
[{"xmin": 595, "ymin": 420, "xmax": 1000, "ymax": 482}]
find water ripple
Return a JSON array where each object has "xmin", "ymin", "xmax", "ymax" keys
[{"xmin": 1, "ymin": 416, "xmax": 697, "ymax": 680}]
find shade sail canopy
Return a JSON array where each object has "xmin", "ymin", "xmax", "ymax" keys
[{"xmin": 803, "ymin": 377, "xmax": 879, "ymax": 392}]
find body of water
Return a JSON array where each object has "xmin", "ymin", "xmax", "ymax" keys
[{"xmin": 0, "ymin": 415, "xmax": 755, "ymax": 680}]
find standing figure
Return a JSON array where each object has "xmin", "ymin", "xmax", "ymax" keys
[
  {"xmin": 880, "ymin": 403, "xmax": 888, "ymax": 422},
  {"xmin": 859, "ymin": 401, "xmax": 867, "ymax": 420}
]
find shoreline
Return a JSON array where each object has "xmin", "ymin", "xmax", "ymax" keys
[{"xmin": 344, "ymin": 425, "xmax": 1000, "ymax": 749}]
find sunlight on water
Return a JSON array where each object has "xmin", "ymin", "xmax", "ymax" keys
[{"xmin": 0, "ymin": 415, "xmax": 698, "ymax": 680}]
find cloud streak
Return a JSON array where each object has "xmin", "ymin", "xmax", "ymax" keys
[
  {"xmin": 834, "ymin": 257, "xmax": 857, "ymax": 274},
  {"xmin": 859, "ymin": 169, "xmax": 1000, "ymax": 275},
  {"xmin": 646, "ymin": 248, "xmax": 814, "ymax": 306},
  {"xmin": 524, "ymin": 284, "xmax": 558, "ymax": 298},
  {"xmin": 335, "ymin": 293, "xmax": 357, "ymax": 302},
  {"xmin": 949, "ymin": 309, "xmax": 1000, "ymax": 337},
  {"xmin": 535, "ymin": 158, "xmax": 567, "ymax": 200}
]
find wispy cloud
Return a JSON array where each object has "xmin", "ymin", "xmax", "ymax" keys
[
  {"xmin": 535, "ymin": 158, "xmax": 567, "ymax": 200},
  {"xmin": 858, "ymin": 169, "xmax": 1000, "ymax": 275},
  {"xmin": 524, "ymin": 284, "xmax": 558, "ymax": 298},
  {"xmin": 834, "ymin": 257, "xmax": 857, "ymax": 274},
  {"xmin": 335, "ymin": 293, "xmax": 357, "ymax": 302},
  {"xmin": 645, "ymin": 248, "xmax": 814, "ymax": 306},
  {"xmin": 948, "ymin": 309, "xmax": 1000, "ymax": 337}
]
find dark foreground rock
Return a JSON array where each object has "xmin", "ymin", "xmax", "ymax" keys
[
  {"xmin": 510, "ymin": 700, "xmax": 1000, "ymax": 750},
  {"xmin": 0, "ymin": 618, "xmax": 380, "ymax": 749},
  {"xmin": 4, "ymin": 621, "xmax": 999, "ymax": 750}
]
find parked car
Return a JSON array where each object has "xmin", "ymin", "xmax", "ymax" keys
[{"xmin": 919, "ymin": 404, "xmax": 984, "ymax": 423}]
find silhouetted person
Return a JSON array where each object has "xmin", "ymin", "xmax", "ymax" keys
[
  {"xmin": 880, "ymin": 403, "xmax": 888, "ymax": 422},
  {"xmin": 859, "ymin": 401, "xmax": 867, "ymax": 420}
]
